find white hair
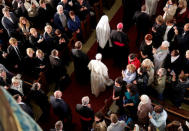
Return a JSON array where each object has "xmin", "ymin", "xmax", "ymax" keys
[
  {"xmin": 161, "ymin": 41, "xmax": 170, "ymax": 48},
  {"xmin": 82, "ymin": 96, "xmax": 89, "ymax": 106},
  {"xmin": 95, "ymin": 53, "xmax": 102, "ymax": 60},
  {"xmin": 57, "ymin": 5, "xmax": 63, "ymax": 11},
  {"xmin": 140, "ymin": 94, "xmax": 150, "ymax": 104}
]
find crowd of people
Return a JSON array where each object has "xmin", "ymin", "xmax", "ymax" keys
[{"xmin": 0, "ymin": 0, "xmax": 189, "ymax": 131}]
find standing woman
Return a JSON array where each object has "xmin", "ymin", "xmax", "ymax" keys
[
  {"xmin": 18, "ymin": 17, "xmax": 31, "ymax": 42},
  {"xmin": 141, "ymin": 59, "xmax": 155, "ymax": 86},
  {"xmin": 88, "ymin": 53, "xmax": 113, "ymax": 97},
  {"xmin": 137, "ymin": 95, "xmax": 153, "ymax": 128},
  {"xmin": 152, "ymin": 68, "xmax": 167, "ymax": 100},
  {"xmin": 96, "ymin": 15, "xmax": 111, "ymax": 57},
  {"xmin": 163, "ymin": 0, "xmax": 177, "ymax": 22}
]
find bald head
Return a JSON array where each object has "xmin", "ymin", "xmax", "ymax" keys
[
  {"xmin": 54, "ymin": 90, "xmax": 62, "ymax": 99},
  {"xmin": 184, "ymin": 23, "xmax": 189, "ymax": 31}
]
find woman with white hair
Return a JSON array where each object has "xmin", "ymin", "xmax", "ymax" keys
[
  {"xmin": 137, "ymin": 95, "xmax": 153, "ymax": 127},
  {"xmin": 10, "ymin": 74, "xmax": 23, "ymax": 95},
  {"xmin": 88, "ymin": 53, "xmax": 113, "ymax": 97},
  {"xmin": 141, "ymin": 59, "xmax": 155, "ymax": 86},
  {"xmin": 153, "ymin": 41, "xmax": 170, "ymax": 72},
  {"xmin": 152, "ymin": 68, "xmax": 167, "ymax": 100},
  {"xmin": 96, "ymin": 15, "xmax": 112, "ymax": 56}
]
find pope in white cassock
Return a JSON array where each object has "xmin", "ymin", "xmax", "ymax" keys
[{"xmin": 88, "ymin": 53, "xmax": 113, "ymax": 97}]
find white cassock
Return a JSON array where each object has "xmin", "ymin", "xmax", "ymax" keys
[
  {"xmin": 88, "ymin": 60, "xmax": 113, "ymax": 97},
  {"xmin": 96, "ymin": 15, "xmax": 112, "ymax": 49},
  {"xmin": 145, "ymin": 0, "xmax": 159, "ymax": 16}
]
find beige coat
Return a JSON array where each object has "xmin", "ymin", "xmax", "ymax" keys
[{"xmin": 163, "ymin": 4, "xmax": 177, "ymax": 22}]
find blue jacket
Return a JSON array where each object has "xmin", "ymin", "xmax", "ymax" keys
[{"xmin": 67, "ymin": 16, "xmax": 80, "ymax": 33}]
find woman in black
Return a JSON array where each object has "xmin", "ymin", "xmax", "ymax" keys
[
  {"xmin": 140, "ymin": 34, "xmax": 154, "ymax": 61},
  {"xmin": 112, "ymin": 77, "xmax": 125, "ymax": 115}
]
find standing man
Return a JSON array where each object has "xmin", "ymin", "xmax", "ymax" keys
[
  {"xmin": 71, "ymin": 41, "xmax": 90, "ymax": 83},
  {"xmin": 50, "ymin": 90, "xmax": 72, "ymax": 130},
  {"xmin": 1, "ymin": 7, "xmax": 19, "ymax": 38},
  {"xmin": 88, "ymin": 53, "xmax": 113, "ymax": 97},
  {"xmin": 110, "ymin": 22, "xmax": 129, "ymax": 67},
  {"xmin": 133, "ymin": 5, "xmax": 151, "ymax": 46},
  {"xmin": 76, "ymin": 96, "xmax": 94, "ymax": 131}
]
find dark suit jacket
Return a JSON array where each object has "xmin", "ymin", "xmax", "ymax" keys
[
  {"xmin": 166, "ymin": 26, "xmax": 175, "ymax": 43},
  {"xmin": 50, "ymin": 96, "xmax": 72, "ymax": 120},
  {"xmin": 164, "ymin": 54, "xmax": 182, "ymax": 75},
  {"xmin": 152, "ymin": 23, "xmax": 166, "ymax": 48},
  {"xmin": 1, "ymin": 12, "xmax": 18, "ymax": 37},
  {"xmin": 7, "ymin": 42, "xmax": 24, "ymax": 68},
  {"xmin": 133, "ymin": 11, "xmax": 151, "ymax": 32},
  {"xmin": 75, "ymin": 104, "xmax": 94, "ymax": 119},
  {"xmin": 54, "ymin": 12, "xmax": 68, "ymax": 31},
  {"xmin": 176, "ymin": 30, "xmax": 189, "ymax": 53}
]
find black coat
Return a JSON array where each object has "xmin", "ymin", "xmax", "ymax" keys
[
  {"xmin": 176, "ymin": 30, "xmax": 189, "ymax": 53},
  {"xmin": 152, "ymin": 23, "xmax": 166, "ymax": 48},
  {"xmin": 7, "ymin": 42, "xmax": 24, "ymax": 70},
  {"xmin": 133, "ymin": 11, "xmax": 151, "ymax": 33},
  {"xmin": 75, "ymin": 104, "xmax": 94, "ymax": 119},
  {"xmin": 164, "ymin": 54, "xmax": 182, "ymax": 76},
  {"xmin": 71, "ymin": 49, "xmax": 90, "ymax": 82},
  {"xmin": 1, "ymin": 12, "xmax": 19, "ymax": 37},
  {"xmin": 50, "ymin": 96, "xmax": 72, "ymax": 121}
]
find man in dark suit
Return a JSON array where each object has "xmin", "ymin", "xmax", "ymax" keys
[
  {"xmin": 50, "ymin": 90, "xmax": 72, "ymax": 130},
  {"xmin": 58, "ymin": 0, "xmax": 73, "ymax": 12},
  {"xmin": 133, "ymin": 5, "xmax": 151, "ymax": 46},
  {"xmin": 163, "ymin": 19, "xmax": 176, "ymax": 50},
  {"xmin": 13, "ymin": 94, "xmax": 34, "ymax": 118},
  {"xmin": 72, "ymin": 41, "xmax": 90, "ymax": 83},
  {"xmin": 7, "ymin": 37, "xmax": 24, "ymax": 72},
  {"xmin": 49, "ymin": 49, "xmax": 70, "ymax": 89},
  {"xmin": 1, "ymin": 7, "xmax": 19, "ymax": 38},
  {"xmin": 76, "ymin": 96, "xmax": 94, "ymax": 131},
  {"xmin": 174, "ymin": 23, "xmax": 189, "ymax": 54},
  {"xmin": 54, "ymin": 5, "xmax": 68, "ymax": 32}
]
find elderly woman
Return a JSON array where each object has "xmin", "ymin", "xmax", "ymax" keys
[
  {"xmin": 122, "ymin": 64, "xmax": 136, "ymax": 84},
  {"xmin": 88, "ymin": 53, "xmax": 113, "ymax": 97},
  {"xmin": 43, "ymin": 25, "xmax": 56, "ymax": 53},
  {"xmin": 153, "ymin": 41, "xmax": 170, "ymax": 72},
  {"xmin": 140, "ymin": 34, "xmax": 154, "ymax": 61},
  {"xmin": 152, "ymin": 68, "xmax": 167, "ymax": 100},
  {"xmin": 10, "ymin": 74, "xmax": 23, "ymax": 95},
  {"xmin": 23, "ymin": 48, "xmax": 37, "ymax": 77},
  {"xmin": 141, "ymin": 59, "xmax": 155, "ymax": 86},
  {"xmin": 137, "ymin": 95, "xmax": 153, "ymax": 127},
  {"xmin": 29, "ymin": 28, "xmax": 46, "ymax": 51},
  {"xmin": 175, "ymin": 0, "xmax": 188, "ymax": 27},
  {"xmin": 35, "ymin": 49, "xmax": 48, "ymax": 74},
  {"xmin": 163, "ymin": 0, "xmax": 177, "ymax": 22},
  {"xmin": 96, "ymin": 15, "xmax": 111, "ymax": 56}
]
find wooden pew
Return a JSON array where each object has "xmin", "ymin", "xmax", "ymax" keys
[{"xmin": 150, "ymin": 97, "xmax": 189, "ymax": 123}]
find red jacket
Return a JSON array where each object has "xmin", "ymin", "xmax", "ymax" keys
[{"xmin": 128, "ymin": 57, "xmax": 141, "ymax": 70}]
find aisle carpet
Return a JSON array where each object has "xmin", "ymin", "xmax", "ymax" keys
[{"xmin": 39, "ymin": 5, "xmax": 140, "ymax": 131}]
